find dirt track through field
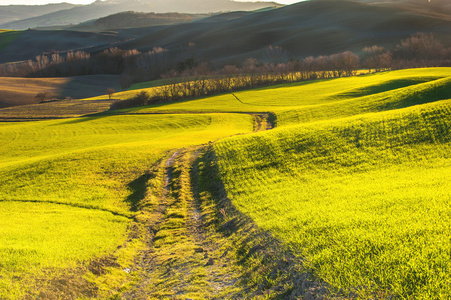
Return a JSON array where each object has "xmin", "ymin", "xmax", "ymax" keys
[
  {"xmin": 2, "ymin": 106, "xmax": 330, "ymax": 299},
  {"xmin": 122, "ymin": 149, "xmax": 238, "ymax": 299},
  {"xmin": 122, "ymin": 113, "xmax": 274, "ymax": 299},
  {"xmin": 121, "ymin": 112, "xmax": 330, "ymax": 299}
]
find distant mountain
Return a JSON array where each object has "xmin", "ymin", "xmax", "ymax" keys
[
  {"xmin": 0, "ymin": 0, "xmax": 283, "ymax": 30},
  {"xmin": 0, "ymin": 3, "xmax": 77, "ymax": 26}
]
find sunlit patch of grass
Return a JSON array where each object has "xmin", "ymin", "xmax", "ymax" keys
[
  {"xmin": 213, "ymin": 99, "xmax": 451, "ymax": 298},
  {"xmin": 276, "ymin": 75, "xmax": 451, "ymax": 125},
  {"xmin": 0, "ymin": 112, "xmax": 252, "ymax": 298},
  {"xmin": 0, "ymin": 201, "xmax": 129, "ymax": 299},
  {"xmin": 133, "ymin": 68, "xmax": 451, "ymax": 122},
  {"xmin": 0, "ymin": 113, "xmax": 252, "ymax": 213},
  {"xmin": 2, "ymin": 67, "xmax": 450, "ymax": 298}
]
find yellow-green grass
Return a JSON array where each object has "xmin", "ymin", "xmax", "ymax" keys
[
  {"xmin": 83, "ymin": 86, "xmax": 158, "ymax": 101},
  {"xmin": 0, "ymin": 30, "xmax": 24, "ymax": 50},
  {"xmin": 213, "ymin": 99, "xmax": 451, "ymax": 298},
  {"xmin": 2, "ymin": 67, "xmax": 450, "ymax": 298},
  {"xmin": 0, "ymin": 201, "xmax": 129, "ymax": 300},
  {"xmin": 0, "ymin": 112, "xmax": 252, "ymax": 298},
  {"xmin": 129, "ymin": 68, "xmax": 451, "ymax": 121},
  {"xmin": 46, "ymin": 67, "xmax": 450, "ymax": 298},
  {"xmin": 276, "ymin": 74, "xmax": 451, "ymax": 126},
  {"xmin": 0, "ymin": 113, "xmax": 252, "ymax": 213}
]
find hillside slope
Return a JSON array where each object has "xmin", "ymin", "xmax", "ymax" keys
[
  {"xmin": 2, "ymin": 0, "xmax": 449, "ymax": 66},
  {"xmin": 0, "ymin": 67, "xmax": 450, "ymax": 298},
  {"xmin": 119, "ymin": 0, "xmax": 451, "ymax": 64},
  {"xmin": 0, "ymin": 3, "xmax": 76, "ymax": 26},
  {"xmin": 0, "ymin": 29, "xmax": 127, "ymax": 64},
  {"xmin": 214, "ymin": 98, "xmax": 451, "ymax": 299},
  {"xmin": 88, "ymin": 11, "xmax": 211, "ymax": 30},
  {"xmin": 127, "ymin": 67, "xmax": 451, "ymax": 299},
  {"xmin": 357, "ymin": 0, "xmax": 451, "ymax": 20},
  {"xmin": 0, "ymin": 0, "xmax": 282, "ymax": 30}
]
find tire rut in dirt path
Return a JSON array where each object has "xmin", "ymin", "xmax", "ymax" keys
[
  {"xmin": 122, "ymin": 147, "xmax": 242, "ymax": 299},
  {"xmin": 250, "ymin": 113, "xmax": 274, "ymax": 132},
  {"xmin": 186, "ymin": 148, "xmax": 241, "ymax": 297},
  {"xmin": 122, "ymin": 150, "xmax": 183, "ymax": 299}
]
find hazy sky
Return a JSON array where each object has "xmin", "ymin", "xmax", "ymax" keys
[{"xmin": 0, "ymin": 0, "xmax": 302, "ymax": 5}]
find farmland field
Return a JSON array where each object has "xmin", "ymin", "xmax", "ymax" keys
[
  {"xmin": 214, "ymin": 101, "xmax": 451, "ymax": 298},
  {"xmin": 0, "ymin": 67, "xmax": 450, "ymax": 299},
  {"xmin": 0, "ymin": 112, "xmax": 252, "ymax": 298},
  {"xmin": 0, "ymin": 75, "xmax": 121, "ymax": 109},
  {"xmin": 131, "ymin": 67, "xmax": 451, "ymax": 298},
  {"xmin": 209, "ymin": 69, "xmax": 451, "ymax": 298},
  {"xmin": 0, "ymin": 201, "xmax": 129, "ymax": 299}
]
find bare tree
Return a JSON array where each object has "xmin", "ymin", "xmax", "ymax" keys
[
  {"xmin": 395, "ymin": 33, "xmax": 446, "ymax": 63},
  {"xmin": 243, "ymin": 58, "xmax": 259, "ymax": 87},
  {"xmin": 35, "ymin": 92, "xmax": 50, "ymax": 103},
  {"xmin": 106, "ymin": 88, "xmax": 116, "ymax": 100},
  {"xmin": 363, "ymin": 45, "xmax": 386, "ymax": 72},
  {"xmin": 341, "ymin": 51, "xmax": 360, "ymax": 76},
  {"xmin": 264, "ymin": 45, "xmax": 289, "ymax": 64}
]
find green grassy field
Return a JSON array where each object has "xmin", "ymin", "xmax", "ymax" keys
[
  {"xmin": 0, "ymin": 201, "xmax": 129, "ymax": 299},
  {"xmin": 0, "ymin": 30, "xmax": 24, "ymax": 50},
  {"xmin": 207, "ymin": 68, "xmax": 450, "ymax": 298},
  {"xmin": 214, "ymin": 101, "xmax": 451, "ymax": 298},
  {"xmin": 0, "ymin": 113, "xmax": 252, "ymax": 210},
  {"xmin": 129, "ymin": 67, "xmax": 451, "ymax": 298},
  {"xmin": 1, "ymin": 67, "xmax": 450, "ymax": 299},
  {"xmin": 132, "ymin": 68, "xmax": 450, "ymax": 119},
  {"xmin": 110, "ymin": 68, "xmax": 451, "ymax": 299},
  {"xmin": 0, "ymin": 112, "xmax": 252, "ymax": 298}
]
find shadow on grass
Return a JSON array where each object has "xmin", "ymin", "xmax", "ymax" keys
[
  {"xmin": 382, "ymin": 77, "xmax": 451, "ymax": 111},
  {"xmin": 53, "ymin": 109, "xmax": 122, "ymax": 125},
  {"xmin": 193, "ymin": 146, "xmax": 332, "ymax": 299},
  {"xmin": 335, "ymin": 77, "xmax": 443, "ymax": 99},
  {"xmin": 126, "ymin": 173, "xmax": 153, "ymax": 212}
]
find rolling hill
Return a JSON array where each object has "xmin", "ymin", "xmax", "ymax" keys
[
  {"xmin": 0, "ymin": 0, "xmax": 449, "ymax": 66},
  {"xmin": 0, "ymin": 0, "xmax": 283, "ymax": 30},
  {"xmin": 0, "ymin": 29, "xmax": 127, "ymax": 64},
  {"xmin": 92, "ymin": 11, "xmax": 210, "ymax": 30},
  {"xmin": 0, "ymin": 0, "xmax": 450, "ymax": 298},
  {"xmin": 357, "ymin": 0, "xmax": 451, "ymax": 20},
  {"xmin": 1, "ymin": 67, "xmax": 450, "ymax": 299},
  {"xmin": 0, "ymin": 3, "xmax": 76, "ymax": 27},
  {"xmin": 103, "ymin": 0, "xmax": 451, "ymax": 64}
]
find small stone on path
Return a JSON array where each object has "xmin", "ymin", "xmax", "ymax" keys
[{"xmin": 205, "ymin": 258, "xmax": 214, "ymax": 266}]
